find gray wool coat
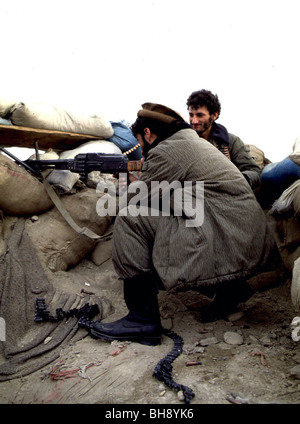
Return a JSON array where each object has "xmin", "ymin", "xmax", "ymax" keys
[{"xmin": 112, "ymin": 128, "xmax": 280, "ymax": 292}]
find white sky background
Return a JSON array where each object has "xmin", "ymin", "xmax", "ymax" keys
[{"xmin": 1, "ymin": 0, "xmax": 300, "ymax": 162}]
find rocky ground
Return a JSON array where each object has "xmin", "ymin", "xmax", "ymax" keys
[{"xmin": 0, "ymin": 258, "xmax": 299, "ymax": 406}]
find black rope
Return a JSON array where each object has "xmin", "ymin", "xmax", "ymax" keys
[{"xmin": 153, "ymin": 328, "xmax": 195, "ymax": 404}]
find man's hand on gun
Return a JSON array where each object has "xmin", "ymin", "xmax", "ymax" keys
[{"xmin": 118, "ymin": 158, "xmax": 144, "ymax": 191}]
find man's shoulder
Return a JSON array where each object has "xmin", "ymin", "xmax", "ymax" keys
[
  {"xmin": 228, "ymin": 133, "xmax": 248, "ymax": 152},
  {"xmin": 228, "ymin": 133, "xmax": 243, "ymax": 143},
  {"xmin": 160, "ymin": 128, "xmax": 200, "ymax": 148},
  {"xmin": 169, "ymin": 127, "xmax": 198, "ymax": 140},
  {"xmin": 156, "ymin": 128, "xmax": 219, "ymax": 160}
]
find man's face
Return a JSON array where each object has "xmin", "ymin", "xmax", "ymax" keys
[
  {"xmin": 136, "ymin": 134, "xmax": 151, "ymax": 157},
  {"xmin": 188, "ymin": 105, "xmax": 217, "ymax": 137},
  {"xmin": 136, "ymin": 130, "xmax": 153, "ymax": 157}
]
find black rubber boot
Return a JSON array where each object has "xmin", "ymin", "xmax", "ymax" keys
[
  {"xmin": 90, "ymin": 272, "xmax": 162, "ymax": 346},
  {"xmin": 199, "ymin": 279, "xmax": 254, "ymax": 322}
]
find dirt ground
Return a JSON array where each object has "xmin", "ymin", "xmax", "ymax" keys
[{"xmin": 0, "ymin": 257, "xmax": 299, "ymax": 406}]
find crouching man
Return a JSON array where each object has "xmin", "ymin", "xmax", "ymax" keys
[{"xmin": 90, "ymin": 103, "xmax": 281, "ymax": 346}]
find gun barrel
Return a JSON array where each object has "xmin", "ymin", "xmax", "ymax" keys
[{"xmin": 25, "ymin": 153, "xmax": 143, "ymax": 177}]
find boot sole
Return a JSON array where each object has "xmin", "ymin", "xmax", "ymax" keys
[{"xmin": 90, "ymin": 329, "xmax": 161, "ymax": 346}]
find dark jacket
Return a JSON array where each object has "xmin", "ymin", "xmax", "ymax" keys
[{"xmin": 209, "ymin": 122, "xmax": 261, "ymax": 190}]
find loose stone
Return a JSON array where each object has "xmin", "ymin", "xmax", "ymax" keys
[
  {"xmin": 223, "ymin": 331, "xmax": 243, "ymax": 345},
  {"xmin": 177, "ymin": 390, "xmax": 185, "ymax": 401},
  {"xmin": 290, "ymin": 365, "xmax": 300, "ymax": 379},
  {"xmin": 227, "ymin": 311, "xmax": 244, "ymax": 322},
  {"xmin": 199, "ymin": 336, "xmax": 218, "ymax": 346}
]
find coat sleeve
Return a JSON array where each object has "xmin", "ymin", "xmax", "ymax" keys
[
  {"xmin": 124, "ymin": 144, "xmax": 185, "ymax": 207},
  {"xmin": 229, "ymin": 134, "xmax": 261, "ymax": 190}
]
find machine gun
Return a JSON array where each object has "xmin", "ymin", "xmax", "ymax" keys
[{"xmin": 24, "ymin": 152, "xmax": 143, "ymax": 180}]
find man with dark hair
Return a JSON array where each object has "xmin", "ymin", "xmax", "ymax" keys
[
  {"xmin": 187, "ymin": 89, "xmax": 261, "ymax": 189},
  {"xmin": 89, "ymin": 102, "xmax": 280, "ymax": 346}
]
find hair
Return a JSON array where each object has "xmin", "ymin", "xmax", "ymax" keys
[
  {"xmin": 186, "ymin": 89, "xmax": 221, "ymax": 116},
  {"xmin": 131, "ymin": 116, "xmax": 173, "ymax": 139}
]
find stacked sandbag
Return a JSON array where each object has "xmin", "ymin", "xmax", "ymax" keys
[
  {"xmin": 291, "ymin": 257, "xmax": 300, "ymax": 312},
  {"xmin": 0, "ymin": 216, "xmax": 18, "ymax": 256},
  {"xmin": 290, "ymin": 141, "xmax": 300, "ymax": 310},
  {"xmin": 0, "ymin": 153, "xmax": 53, "ymax": 215},
  {"xmin": 25, "ymin": 188, "xmax": 113, "ymax": 272},
  {"xmin": 246, "ymin": 144, "xmax": 271, "ymax": 170},
  {"xmin": 26, "ymin": 148, "xmax": 80, "ymax": 193},
  {"xmin": 59, "ymin": 139, "xmax": 122, "ymax": 159},
  {"xmin": 260, "ymin": 138, "xmax": 300, "ymax": 279},
  {"xmin": 9, "ymin": 101, "xmax": 114, "ymax": 138},
  {"xmin": 291, "ymin": 137, "xmax": 300, "ymax": 215},
  {"xmin": 0, "ymin": 96, "xmax": 17, "ymax": 119},
  {"xmin": 91, "ymin": 236, "xmax": 113, "ymax": 266},
  {"xmin": 293, "ymin": 184, "xmax": 300, "ymax": 215},
  {"xmin": 290, "ymin": 136, "xmax": 300, "ymax": 164},
  {"xmin": 274, "ymin": 216, "xmax": 300, "ymax": 272},
  {"xmin": 270, "ymin": 180, "xmax": 300, "ymax": 215}
]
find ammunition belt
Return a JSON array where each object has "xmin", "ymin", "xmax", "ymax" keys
[
  {"xmin": 35, "ymin": 299, "xmax": 195, "ymax": 403},
  {"xmin": 153, "ymin": 328, "xmax": 195, "ymax": 404},
  {"xmin": 34, "ymin": 298, "xmax": 100, "ymax": 325},
  {"xmin": 216, "ymin": 142, "xmax": 231, "ymax": 160}
]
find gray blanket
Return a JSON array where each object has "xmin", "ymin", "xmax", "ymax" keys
[{"xmin": 0, "ymin": 218, "xmax": 102, "ymax": 381}]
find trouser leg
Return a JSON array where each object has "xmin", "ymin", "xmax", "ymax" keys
[
  {"xmin": 90, "ymin": 206, "xmax": 162, "ymax": 345},
  {"xmin": 112, "ymin": 206, "xmax": 160, "ymax": 280}
]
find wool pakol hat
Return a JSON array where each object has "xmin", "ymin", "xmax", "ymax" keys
[{"xmin": 137, "ymin": 102, "xmax": 186, "ymax": 123}]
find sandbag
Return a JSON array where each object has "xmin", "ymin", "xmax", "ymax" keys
[
  {"xmin": 59, "ymin": 139, "xmax": 122, "ymax": 159},
  {"xmin": 0, "ymin": 216, "xmax": 18, "ymax": 256},
  {"xmin": 293, "ymin": 184, "xmax": 300, "ymax": 215},
  {"xmin": 25, "ymin": 188, "xmax": 113, "ymax": 272},
  {"xmin": 109, "ymin": 121, "xmax": 142, "ymax": 160},
  {"xmin": 273, "ymin": 214, "xmax": 300, "ymax": 272},
  {"xmin": 10, "ymin": 102, "xmax": 114, "ymax": 138},
  {"xmin": 0, "ymin": 153, "xmax": 53, "ymax": 215},
  {"xmin": 246, "ymin": 144, "xmax": 270, "ymax": 170},
  {"xmin": 46, "ymin": 170, "xmax": 80, "ymax": 193},
  {"xmin": 270, "ymin": 180, "xmax": 300, "ymax": 215},
  {"xmin": 28, "ymin": 148, "xmax": 59, "ymax": 160},
  {"xmin": 276, "ymin": 216, "xmax": 300, "ymax": 249},
  {"xmin": 291, "ymin": 257, "xmax": 300, "ymax": 312},
  {"xmin": 292, "ymin": 136, "xmax": 300, "ymax": 155},
  {"xmin": 290, "ymin": 155, "xmax": 300, "ymax": 167},
  {"xmin": 287, "ymin": 136, "xmax": 300, "ymax": 166},
  {"xmin": 91, "ymin": 236, "xmax": 113, "ymax": 266},
  {"xmin": 28, "ymin": 149, "xmax": 80, "ymax": 193},
  {"xmin": 0, "ymin": 97, "xmax": 17, "ymax": 118}
]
